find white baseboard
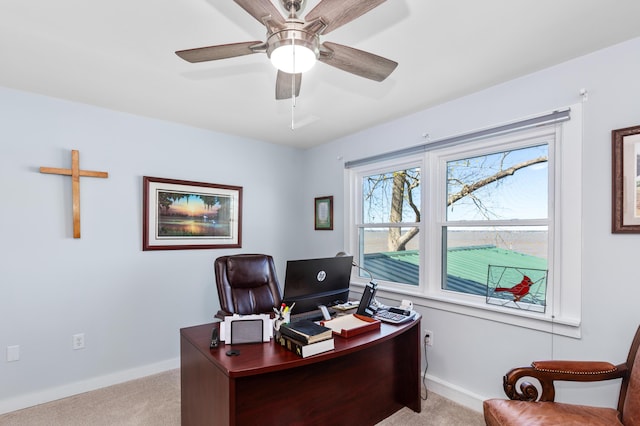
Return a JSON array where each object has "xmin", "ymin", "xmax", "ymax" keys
[
  {"xmin": 0, "ymin": 358, "xmax": 179, "ymax": 415},
  {"xmin": 2, "ymin": 360, "xmax": 485, "ymax": 417},
  {"xmin": 424, "ymin": 373, "xmax": 487, "ymax": 413}
]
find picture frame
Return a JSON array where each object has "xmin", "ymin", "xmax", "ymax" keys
[
  {"xmin": 612, "ymin": 125, "xmax": 640, "ymax": 233},
  {"xmin": 314, "ymin": 196, "xmax": 333, "ymax": 230},
  {"xmin": 485, "ymin": 265, "xmax": 548, "ymax": 313},
  {"xmin": 143, "ymin": 176, "xmax": 242, "ymax": 250}
]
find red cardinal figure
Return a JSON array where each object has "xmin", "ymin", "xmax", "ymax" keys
[{"xmin": 495, "ymin": 275, "xmax": 533, "ymax": 302}]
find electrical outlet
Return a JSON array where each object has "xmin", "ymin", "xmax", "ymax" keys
[
  {"xmin": 424, "ymin": 330, "xmax": 433, "ymax": 346},
  {"xmin": 72, "ymin": 333, "xmax": 85, "ymax": 350},
  {"xmin": 7, "ymin": 345, "xmax": 20, "ymax": 362}
]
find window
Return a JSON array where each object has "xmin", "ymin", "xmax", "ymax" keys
[
  {"xmin": 357, "ymin": 164, "xmax": 421, "ymax": 285},
  {"xmin": 346, "ymin": 106, "xmax": 582, "ymax": 336},
  {"xmin": 442, "ymin": 142, "xmax": 550, "ymax": 312}
]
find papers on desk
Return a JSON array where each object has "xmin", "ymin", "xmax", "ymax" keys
[
  {"xmin": 321, "ymin": 314, "xmax": 381, "ymax": 338},
  {"xmin": 332, "ymin": 301, "xmax": 360, "ymax": 311}
]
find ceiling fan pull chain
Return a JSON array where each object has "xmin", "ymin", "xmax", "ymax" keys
[
  {"xmin": 290, "ymin": 29, "xmax": 297, "ymax": 130},
  {"xmin": 291, "ymin": 72, "xmax": 296, "ymax": 130}
]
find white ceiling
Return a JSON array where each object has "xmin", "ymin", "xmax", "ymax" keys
[{"xmin": 2, "ymin": 1, "xmax": 640, "ymax": 149}]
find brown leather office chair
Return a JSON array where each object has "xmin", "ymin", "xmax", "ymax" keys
[
  {"xmin": 483, "ymin": 325, "xmax": 640, "ymax": 425},
  {"xmin": 214, "ymin": 254, "xmax": 282, "ymax": 319}
]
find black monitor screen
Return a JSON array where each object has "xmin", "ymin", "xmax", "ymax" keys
[{"xmin": 282, "ymin": 256, "xmax": 353, "ymax": 314}]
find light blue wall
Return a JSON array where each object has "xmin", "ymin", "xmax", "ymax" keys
[
  {"xmin": 304, "ymin": 36, "xmax": 640, "ymax": 410},
  {"xmin": 0, "ymin": 89, "xmax": 305, "ymax": 412},
  {"xmin": 2, "ymin": 35, "xmax": 640, "ymax": 414}
]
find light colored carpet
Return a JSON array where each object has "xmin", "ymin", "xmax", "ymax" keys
[
  {"xmin": 0, "ymin": 369, "xmax": 484, "ymax": 425},
  {"xmin": 378, "ymin": 390, "xmax": 485, "ymax": 426}
]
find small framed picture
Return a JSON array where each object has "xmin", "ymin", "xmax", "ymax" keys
[
  {"xmin": 314, "ymin": 196, "xmax": 333, "ymax": 230},
  {"xmin": 612, "ymin": 125, "xmax": 640, "ymax": 233},
  {"xmin": 143, "ymin": 176, "xmax": 242, "ymax": 250}
]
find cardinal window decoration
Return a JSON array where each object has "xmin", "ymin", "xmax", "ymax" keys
[{"xmin": 486, "ymin": 266, "xmax": 548, "ymax": 312}]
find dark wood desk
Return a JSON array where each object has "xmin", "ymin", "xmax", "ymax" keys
[{"xmin": 180, "ymin": 315, "xmax": 421, "ymax": 425}]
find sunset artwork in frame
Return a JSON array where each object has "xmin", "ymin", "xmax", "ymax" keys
[
  {"xmin": 612, "ymin": 125, "xmax": 640, "ymax": 233},
  {"xmin": 143, "ymin": 176, "xmax": 242, "ymax": 250}
]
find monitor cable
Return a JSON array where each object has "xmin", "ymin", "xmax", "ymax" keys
[
  {"xmin": 422, "ymin": 338, "xmax": 429, "ymax": 401},
  {"xmin": 336, "ymin": 251, "xmax": 384, "ymax": 308}
]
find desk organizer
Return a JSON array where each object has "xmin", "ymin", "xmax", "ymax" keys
[{"xmin": 321, "ymin": 314, "xmax": 381, "ymax": 338}]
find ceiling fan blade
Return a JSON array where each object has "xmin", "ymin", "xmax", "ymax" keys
[
  {"xmin": 275, "ymin": 71, "xmax": 302, "ymax": 100},
  {"xmin": 175, "ymin": 41, "xmax": 263, "ymax": 63},
  {"xmin": 305, "ymin": 0, "xmax": 387, "ymax": 35},
  {"xmin": 234, "ymin": 0, "xmax": 285, "ymax": 27},
  {"xmin": 319, "ymin": 42, "xmax": 397, "ymax": 81}
]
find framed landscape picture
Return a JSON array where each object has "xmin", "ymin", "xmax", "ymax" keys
[
  {"xmin": 143, "ymin": 176, "xmax": 242, "ymax": 250},
  {"xmin": 314, "ymin": 196, "xmax": 333, "ymax": 230},
  {"xmin": 612, "ymin": 125, "xmax": 640, "ymax": 233}
]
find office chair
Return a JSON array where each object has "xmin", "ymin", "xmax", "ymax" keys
[
  {"xmin": 214, "ymin": 254, "xmax": 282, "ymax": 319},
  {"xmin": 483, "ymin": 325, "xmax": 640, "ymax": 425}
]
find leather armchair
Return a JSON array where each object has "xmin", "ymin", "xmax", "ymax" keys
[
  {"xmin": 214, "ymin": 254, "xmax": 282, "ymax": 319},
  {"xmin": 483, "ymin": 326, "xmax": 640, "ymax": 425}
]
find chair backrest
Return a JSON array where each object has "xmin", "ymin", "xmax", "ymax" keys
[
  {"xmin": 620, "ymin": 326, "xmax": 640, "ymax": 425},
  {"xmin": 214, "ymin": 254, "xmax": 282, "ymax": 317}
]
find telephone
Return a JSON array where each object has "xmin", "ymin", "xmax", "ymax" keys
[
  {"xmin": 357, "ymin": 283, "xmax": 416, "ymax": 324},
  {"xmin": 356, "ymin": 281, "xmax": 378, "ymax": 317}
]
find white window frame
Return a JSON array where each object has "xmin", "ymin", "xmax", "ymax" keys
[
  {"xmin": 345, "ymin": 104, "xmax": 582, "ymax": 337},
  {"xmin": 349, "ymin": 157, "xmax": 426, "ymax": 289}
]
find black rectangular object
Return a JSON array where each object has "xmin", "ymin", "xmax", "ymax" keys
[
  {"xmin": 357, "ymin": 281, "xmax": 377, "ymax": 317},
  {"xmin": 279, "ymin": 320, "xmax": 333, "ymax": 344},
  {"xmin": 282, "ymin": 256, "xmax": 353, "ymax": 314}
]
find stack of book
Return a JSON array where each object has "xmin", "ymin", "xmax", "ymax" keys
[{"xmin": 277, "ymin": 320, "xmax": 334, "ymax": 358}]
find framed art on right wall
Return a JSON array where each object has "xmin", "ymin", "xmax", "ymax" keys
[{"xmin": 612, "ymin": 125, "xmax": 640, "ymax": 233}]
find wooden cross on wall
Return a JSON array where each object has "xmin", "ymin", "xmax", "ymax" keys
[{"xmin": 40, "ymin": 150, "xmax": 108, "ymax": 239}]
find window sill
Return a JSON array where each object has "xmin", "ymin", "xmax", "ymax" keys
[{"xmin": 350, "ymin": 281, "xmax": 581, "ymax": 338}]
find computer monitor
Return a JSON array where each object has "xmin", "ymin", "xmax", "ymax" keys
[{"xmin": 282, "ymin": 255, "xmax": 353, "ymax": 314}]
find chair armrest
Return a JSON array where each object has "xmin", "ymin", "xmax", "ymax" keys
[
  {"xmin": 503, "ymin": 361, "xmax": 627, "ymax": 402},
  {"xmin": 215, "ymin": 309, "xmax": 276, "ymax": 320},
  {"xmin": 215, "ymin": 309, "xmax": 232, "ymax": 320}
]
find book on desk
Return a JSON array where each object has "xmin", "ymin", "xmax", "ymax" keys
[
  {"xmin": 278, "ymin": 334, "xmax": 335, "ymax": 357},
  {"xmin": 279, "ymin": 320, "xmax": 333, "ymax": 344}
]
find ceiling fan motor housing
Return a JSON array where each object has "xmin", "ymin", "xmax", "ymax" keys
[
  {"xmin": 266, "ymin": 21, "xmax": 320, "ymax": 72},
  {"xmin": 280, "ymin": 0, "xmax": 307, "ymax": 14},
  {"xmin": 267, "ymin": 26, "xmax": 319, "ymax": 56}
]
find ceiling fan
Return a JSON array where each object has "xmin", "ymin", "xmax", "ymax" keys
[{"xmin": 175, "ymin": 0, "xmax": 398, "ymax": 100}]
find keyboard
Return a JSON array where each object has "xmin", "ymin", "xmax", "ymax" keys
[{"xmin": 290, "ymin": 307, "xmax": 336, "ymax": 323}]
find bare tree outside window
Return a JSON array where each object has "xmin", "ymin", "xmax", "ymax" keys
[{"xmin": 360, "ymin": 144, "xmax": 550, "ymax": 296}]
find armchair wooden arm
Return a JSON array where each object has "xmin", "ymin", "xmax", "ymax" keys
[
  {"xmin": 484, "ymin": 326, "xmax": 640, "ymax": 426},
  {"xmin": 503, "ymin": 360, "xmax": 628, "ymax": 402}
]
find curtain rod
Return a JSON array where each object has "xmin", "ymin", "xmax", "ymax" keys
[{"xmin": 344, "ymin": 108, "xmax": 571, "ymax": 169}]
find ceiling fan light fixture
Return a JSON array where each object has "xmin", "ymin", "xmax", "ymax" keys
[
  {"xmin": 268, "ymin": 29, "xmax": 319, "ymax": 74},
  {"xmin": 270, "ymin": 44, "xmax": 316, "ymax": 73},
  {"xmin": 176, "ymin": 0, "xmax": 398, "ymax": 100}
]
